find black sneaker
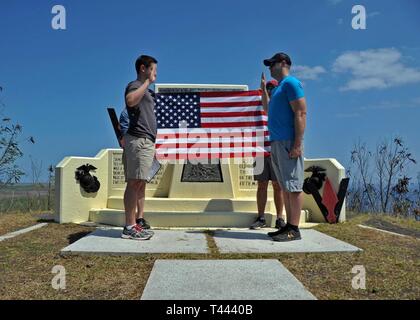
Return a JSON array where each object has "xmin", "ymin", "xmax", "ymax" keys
[
  {"xmin": 271, "ymin": 228, "xmax": 302, "ymax": 242},
  {"xmin": 275, "ymin": 217, "xmax": 286, "ymax": 229},
  {"xmin": 267, "ymin": 225, "xmax": 288, "ymax": 237},
  {"xmin": 136, "ymin": 218, "xmax": 151, "ymax": 229},
  {"xmin": 249, "ymin": 216, "xmax": 267, "ymax": 229}
]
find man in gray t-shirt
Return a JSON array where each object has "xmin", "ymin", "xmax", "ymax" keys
[
  {"xmin": 121, "ymin": 54, "xmax": 158, "ymax": 241},
  {"xmin": 125, "ymin": 83, "xmax": 157, "ymax": 142}
]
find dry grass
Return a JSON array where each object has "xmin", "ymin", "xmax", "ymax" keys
[
  {"xmin": 284, "ymin": 215, "xmax": 420, "ymax": 299},
  {"xmin": 0, "ymin": 212, "xmax": 48, "ymax": 235},
  {"xmin": 0, "ymin": 213, "xmax": 419, "ymax": 300}
]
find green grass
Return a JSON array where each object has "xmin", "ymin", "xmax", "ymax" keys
[
  {"xmin": 0, "ymin": 212, "xmax": 419, "ymax": 300},
  {"xmin": 0, "ymin": 195, "xmax": 53, "ymax": 214},
  {"xmin": 0, "ymin": 183, "xmax": 51, "ymax": 192},
  {"xmin": 0, "ymin": 182, "xmax": 54, "ymax": 213}
]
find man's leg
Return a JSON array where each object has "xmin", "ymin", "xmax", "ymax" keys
[
  {"xmin": 269, "ymin": 190, "xmax": 302, "ymax": 241},
  {"xmin": 136, "ymin": 180, "xmax": 146, "ymax": 220},
  {"xmin": 250, "ymin": 180, "xmax": 269, "ymax": 229},
  {"xmin": 268, "ymin": 140, "xmax": 303, "ymax": 240},
  {"xmin": 287, "ymin": 191, "xmax": 303, "ymax": 226},
  {"xmin": 257, "ymin": 181, "xmax": 269, "ymax": 216},
  {"xmin": 122, "ymin": 179, "xmax": 152, "ymax": 240},
  {"xmin": 135, "ymin": 180, "xmax": 152, "ymax": 230},
  {"xmin": 272, "ymin": 181, "xmax": 284, "ymax": 219},
  {"xmin": 124, "ymin": 179, "xmax": 140, "ymax": 226},
  {"xmin": 283, "ymin": 190, "xmax": 292, "ymax": 223}
]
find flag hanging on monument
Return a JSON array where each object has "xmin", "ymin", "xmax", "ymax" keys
[{"xmin": 154, "ymin": 90, "xmax": 270, "ymax": 160}]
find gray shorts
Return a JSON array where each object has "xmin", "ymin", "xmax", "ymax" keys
[
  {"xmin": 270, "ymin": 140, "xmax": 304, "ymax": 192},
  {"xmin": 253, "ymin": 156, "xmax": 278, "ymax": 181},
  {"xmin": 123, "ymin": 134, "xmax": 155, "ymax": 181}
]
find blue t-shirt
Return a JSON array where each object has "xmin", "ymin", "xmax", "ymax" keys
[{"xmin": 268, "ymin": 76, "xmax": 304, "ymax": 141}]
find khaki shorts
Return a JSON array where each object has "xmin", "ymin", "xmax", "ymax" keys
[
  {"xmin": 123, "ymin": 134, "xmax": 155, "ymax": 181},
  {"xmin": 270, "ymin": 140, "xmax": 304, "ymax": 192}
]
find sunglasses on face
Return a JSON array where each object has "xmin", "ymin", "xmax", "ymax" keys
[{"xmin": 269, "ymin": 60, "xmax": 285, "ymax": 68}]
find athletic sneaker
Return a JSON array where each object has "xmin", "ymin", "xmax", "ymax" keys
[
  {"xmin": 267, "ymin": 225, "xmax": 287, "ymax": 237},
  {"xmin": 136, "ymin": 218, "xmax": 151, "ymax": 229},
  {"xmin": 250, "ymin": 216, "xmax": 267, "ymax": 229},
  {"xmin": 121, "ymin": 225, "xmax": 152, "ymax": 240},
  {"xmin": 270, "ymin": 228, "xmax": 302, "ymax": 242},
  {"xmin": 136, "ymin": 218, "xmax": 154, "ymax": 235},
  {"xmin": 275, "ymin": 217, "xmax": 287, "ymax": 229}
]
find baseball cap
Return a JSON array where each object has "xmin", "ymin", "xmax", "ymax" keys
[{"xmin": 263, "ymin": 52, "xmax": 292, "ymax": 67}]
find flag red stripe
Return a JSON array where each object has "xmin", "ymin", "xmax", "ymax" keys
[
  {"xmin": 201, "ymin": 111, "xmax": 266, "ymax": 117},
  {"xmin": 201, "ymin": 121, "xmax": 267, "ymax": 128},
  {"xmin": 156, "ymin": 141, "xmax": 271, "ymax": 149},
  {"xmin": 156, "ymin": 151, "xmax": 270, "ymax": 160},
  {"xmin": 200, "ymin": 101, "xmax": 262, "ymax": 108},
  {"xmin": 200, "ymin": 90, "xmax": 262, "ymax": 98},
  {"xmin": 156, "ymin": 131, "xmax": 269, "ymax": 140}
]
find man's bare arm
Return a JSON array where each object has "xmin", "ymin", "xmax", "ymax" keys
[
  {"xmin": 125, "ymin": 79, "xmax": 150, "ymax": 108},
  {"xmin": 260, "ymin": 73, "xmax": 269, "ymax": 112},
  {"xmin": 289, "ymin": 97, "xmax": 307, "ymax": 157}
]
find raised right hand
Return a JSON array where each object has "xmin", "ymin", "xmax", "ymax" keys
[{"xmin": 260, "ymin": 72, "xmax": 266, "ymax": 91}]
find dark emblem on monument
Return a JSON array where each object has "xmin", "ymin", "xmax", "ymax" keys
[{"xmin": 181, "ymin": 161, "xmax": 223, "ymax": 183}]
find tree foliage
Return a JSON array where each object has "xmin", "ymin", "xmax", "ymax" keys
[{"xmin": 347, "ymin": 136, "xmax": 417, "ymax": 217}]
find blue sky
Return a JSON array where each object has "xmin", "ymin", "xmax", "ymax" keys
[{"xmin": 1, "ymin": 0, "xmax": 419, "ymax": 182}]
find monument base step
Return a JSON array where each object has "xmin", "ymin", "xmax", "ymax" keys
[
  {"xmin": 89, "ymin": 208, "xmax": 309, "ymax": 228},
  {"xmin": 107, "ymin": 196, "xmax": 277, "ymax": 212}
]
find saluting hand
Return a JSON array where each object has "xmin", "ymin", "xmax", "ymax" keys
[{"xmin": 260, "ymin": 72, "xmax": 266, "ymax": 91}]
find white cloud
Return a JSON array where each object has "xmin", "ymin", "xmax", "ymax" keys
[
  {"xmin": 293, "ymin": 65, "xmax": 326, "ymax": 80},
  {"xmin": 332, "ymin": 48, "xmax": 420, "ymax": 91},
  {"xmin": 360, "ymin": 102, "xmax": 406, "ymax": 111}
]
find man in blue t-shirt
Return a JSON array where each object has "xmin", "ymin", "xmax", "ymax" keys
[{"xmin": 261, "ymin": 52, "xmax": 307, "ymax": 242}]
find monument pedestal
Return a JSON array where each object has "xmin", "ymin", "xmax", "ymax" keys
[{"xmin": 55, "ymin": 149, "xmax": 345, "ymax": 227}]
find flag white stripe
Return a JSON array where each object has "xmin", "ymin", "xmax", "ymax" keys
[
  {"xmin": 156, "ymin": 136, "xmax": 270, "ymax": 144},
  {"xmin": 156, "ymin": 146, "xmax": 270, "ymax": 154},
  {"xmin": 157, "ymin": 127, "xmax": 268, "ymax": 134},
  {"xmin": 200, "ymin": 106, "xmax": 264, "ymax": 113},
  {"xmin": 200, "ymin": 96, "xmax": 261, "ymax": 103},
  {"xmin": 201, "ymin": 115, "xmax": 268, "ymax": 123}
]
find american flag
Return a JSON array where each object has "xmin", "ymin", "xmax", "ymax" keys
[{"xmin": 154, "ymin": 90, "xmax": 270, "ymax": 160}]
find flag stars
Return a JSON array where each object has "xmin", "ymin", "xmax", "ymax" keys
[{"xmin": 155, "ymin": 92, "xmax": 200, "ymax": 129}]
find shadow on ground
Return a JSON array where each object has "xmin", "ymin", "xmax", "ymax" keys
[
  {"xmin": 67, "ymin": 231, "xmax": 92, "ymax": 244},
  {"xmin": 363, "ymin": 218, "xmax": 420, "ymax": 238}
]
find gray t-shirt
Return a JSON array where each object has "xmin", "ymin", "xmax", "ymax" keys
[{"xmin": 125, "ymin": 80, "xmax": 157, "ymax": 142}]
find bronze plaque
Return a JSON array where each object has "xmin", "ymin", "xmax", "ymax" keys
[{"xmin": 181, "ymin": 160, "xmax": 223, "ymax": 183}]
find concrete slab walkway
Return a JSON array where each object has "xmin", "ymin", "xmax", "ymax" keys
[
  {"xmin": 60, "ymin": 227, "xmax": 361, "ymax": 255},
  {"xmin": 213, "ymin": 229, "xmax": 362, "ymax": 253},
  {"xmin": 141, "ymin": 259, "xmax": 316, "ymax": 300},
  {"xmin": 60, "ymin": 228, "xmax": 209, "ymax": 255}
]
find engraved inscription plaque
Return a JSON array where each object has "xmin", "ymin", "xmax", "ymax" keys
[
  {"xmin": 111, "ymin": 152, "xmax": 165, "ymax": 186},
  {"xmin": 239, "ymin": 159, "xmax": 257, "ymax": 189},
  {"xmin": 112, "ymin": 152, "xmax": 125, "ymax": 186}
]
